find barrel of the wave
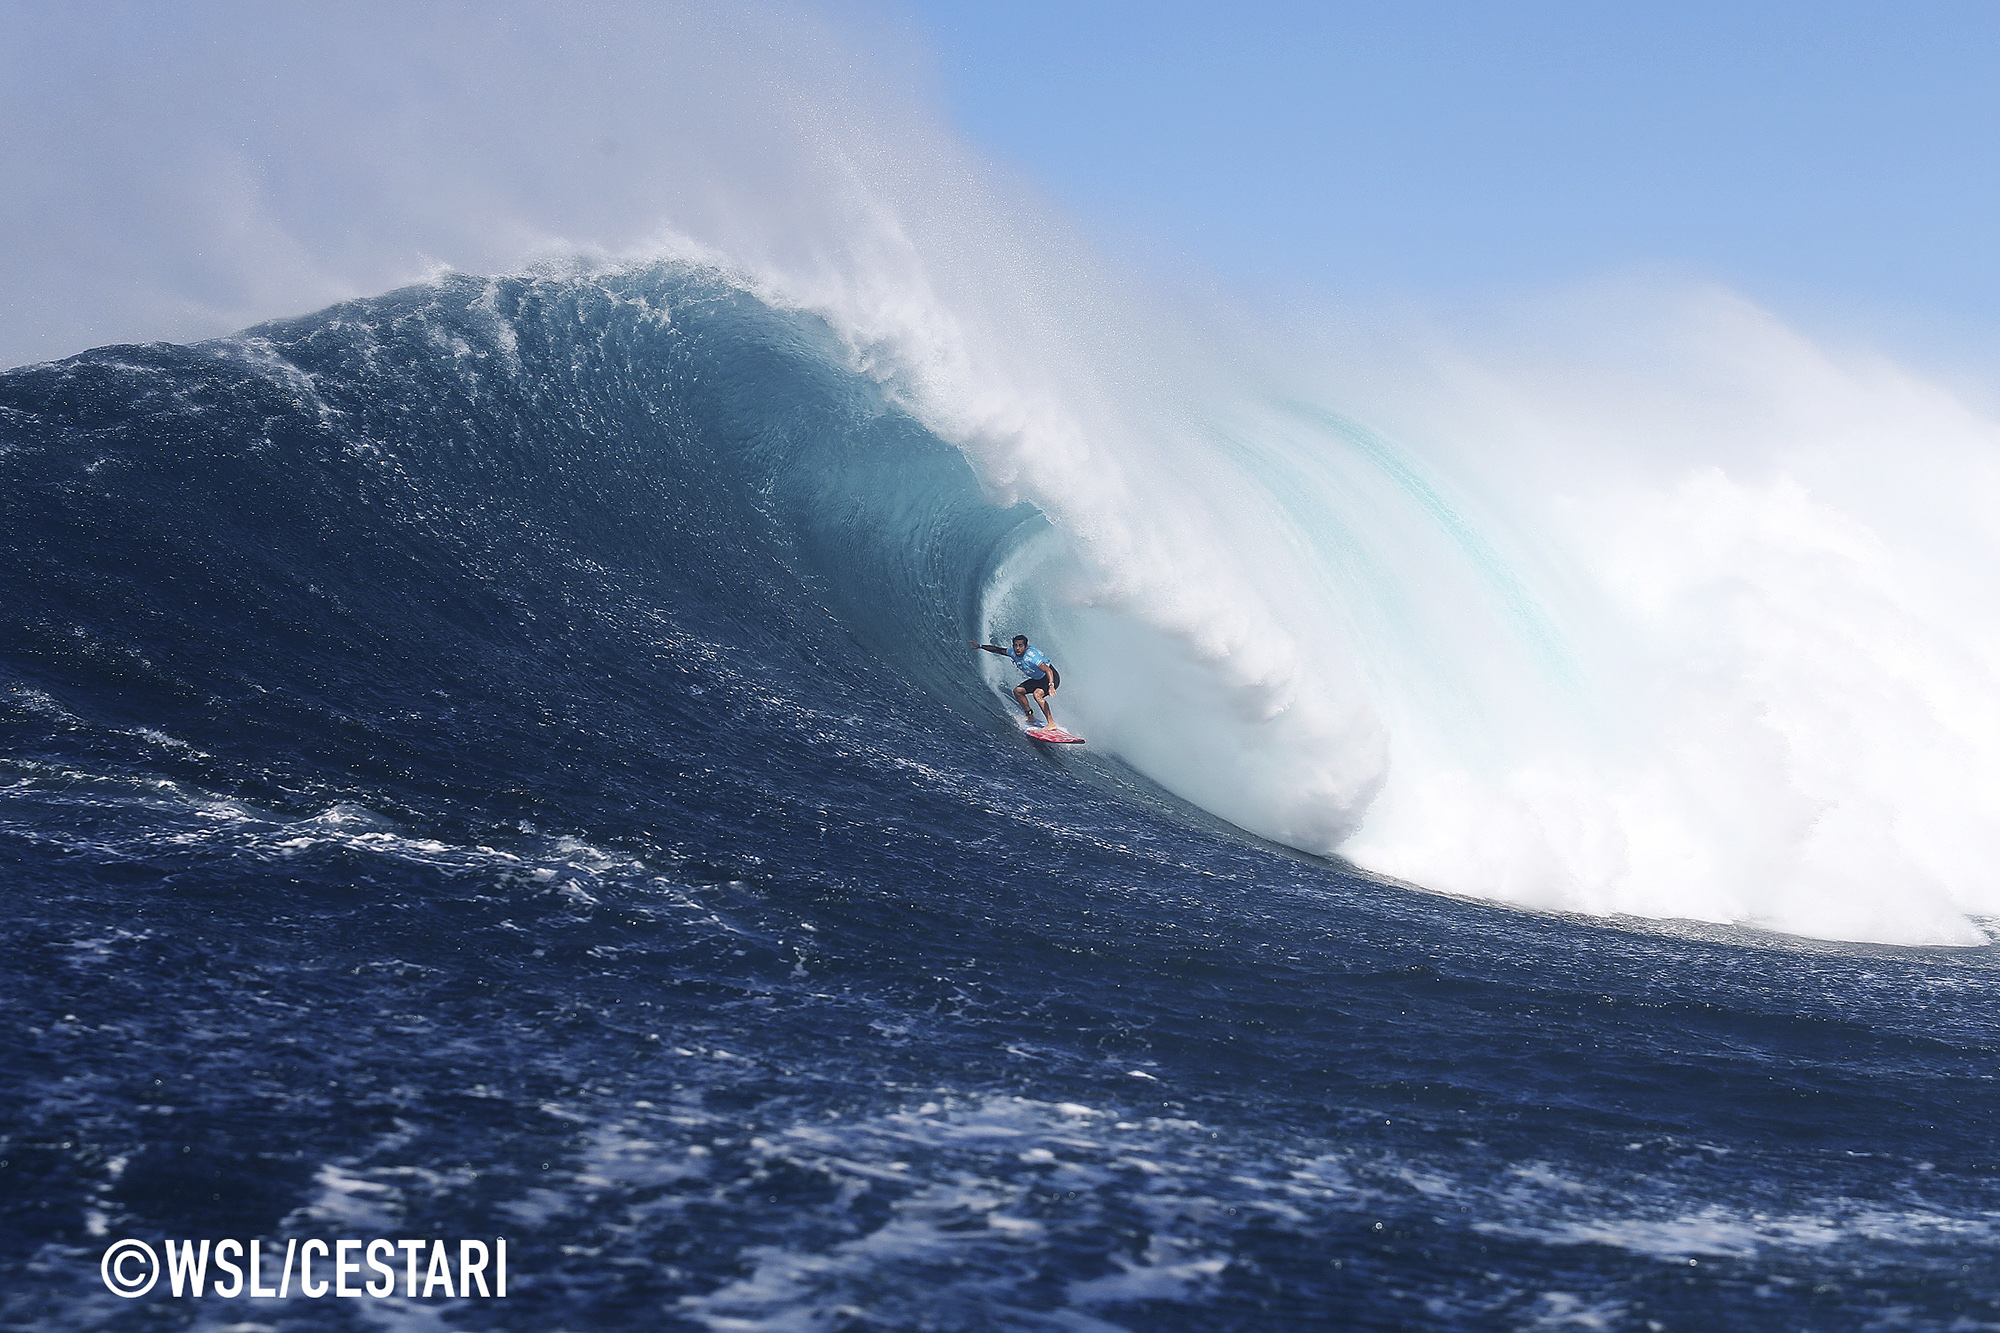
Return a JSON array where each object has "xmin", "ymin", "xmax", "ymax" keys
[{"xmin": 968, "ymin": 637, "xmax": 1084, "ymax": 743}]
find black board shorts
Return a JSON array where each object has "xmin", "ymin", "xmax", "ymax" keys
[{"xmin": 1017, "ymin": 669, "xmax": 1058, "ymax": 694}]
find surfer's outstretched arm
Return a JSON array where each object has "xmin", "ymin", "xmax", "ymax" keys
[{"xmin": 971, "ymin": 642, "xmax": 1008, "ymax": 655}]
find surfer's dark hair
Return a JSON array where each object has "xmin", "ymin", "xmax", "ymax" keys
[{"xmin": 1012, "ymin": 634, "xmax": 1028, "ymax": 643}]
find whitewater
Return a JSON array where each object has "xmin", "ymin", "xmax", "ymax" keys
[
  {"xmin": 6, "ymin": 4, "xmax": 2000, "ymax": 1330},
  {"xmin": 715, "ymin": 235, "xmax": 2000, "ymax": 949}
]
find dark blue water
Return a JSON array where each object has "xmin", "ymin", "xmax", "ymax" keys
[{"xmin": 3, "ymin": 265, "xmax": 1996, "ymax": 1331}]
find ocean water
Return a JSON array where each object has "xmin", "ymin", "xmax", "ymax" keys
[{"xmin": 4, "ymin": 264, "xmax": 1999, "ymax": 1331}]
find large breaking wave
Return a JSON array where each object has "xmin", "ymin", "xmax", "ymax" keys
[
  {"xmin": 8, "ymin": 259, "xmax": 2000, "ymax": 947},
  {"xmin": 10, "ymin": 0, "xmax": 2000, "ymax": 948}
]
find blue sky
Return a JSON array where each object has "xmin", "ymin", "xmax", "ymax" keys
[
  {"xmin": 887, "ymin": 2, "xmax": 2000, "ymax": 330},
  {"xmin": 5, "ymin": 1, "xmax": 1997, "ymax": 367}
]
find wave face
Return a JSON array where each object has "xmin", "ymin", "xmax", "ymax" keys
[
  {"xmin": 0, "ymin": 267, "xmax": 1043, "ymax": 831},
  {"xmin": 6, "ymin": 268, "xmax": 2000, "ymax": 1330}
]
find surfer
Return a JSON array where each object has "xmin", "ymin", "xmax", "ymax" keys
[{"xmin": 970, "ymin": 634, "xmax": 1061, "ymax": 728}]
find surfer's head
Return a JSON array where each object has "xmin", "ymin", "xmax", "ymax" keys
[{"xmin": 1011, "ymin": 635, "xmax": 1028, "ymax": 651}]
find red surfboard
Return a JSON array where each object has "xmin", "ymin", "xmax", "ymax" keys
[{"xmin": 1026, "ymin": 725, "xmax": 1085, "ymax": 744}]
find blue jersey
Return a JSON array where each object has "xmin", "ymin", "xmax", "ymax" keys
[{"xmin": 1009, "ymin": 646, "xmax": 1051, "ymax": 679}]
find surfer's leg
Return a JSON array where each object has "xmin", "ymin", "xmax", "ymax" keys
[{"xmin": 1013, "ymin": 683, "xmax": 1036, "ymax": 719}]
